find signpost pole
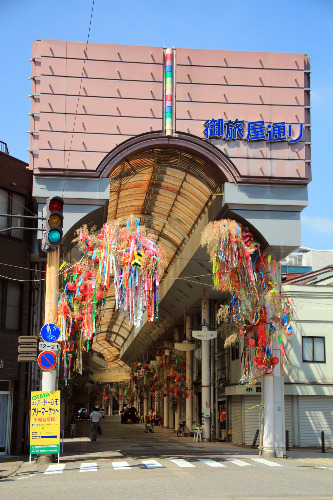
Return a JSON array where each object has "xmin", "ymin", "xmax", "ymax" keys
[
  {"xmin": 42, "ymin": 248, "xmax": 60, "ymax": 392},
  {"xmin": 37, "ymin": 249, "xmax": 60, "ymax": 464}
]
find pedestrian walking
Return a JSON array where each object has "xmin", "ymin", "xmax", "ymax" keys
[{"xmin": 90, "ymin": 407, "xmax": 102, "ymax": 441}]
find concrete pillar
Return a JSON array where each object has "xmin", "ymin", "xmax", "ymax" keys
[
  {"xmin": 164, "ymin": 396, "xmax": 169, "ymax": 428},
  {"xmin": 262, "ymin": 340, "xmax": 285, "ymax": 458},
  {"xmin": 262, "ymin": 264, "xmax": 285, "ymax": 458},
  {"xmin": 174, "ymin": 325, "xmax": 181, "ymax": 430},
  {"xmin": 41, "ymin": 370, "xmax": 57, "ymax": 391},
  {"xmin": 175, "ymin": 399, "xmax": 181, "ymax": 431},
  {"xmin": 201, "ymin": 292, "xmax": 211, "ymax": 441},
  {"xmin": 143, "ymin": 391, "xmax": 148, "ymax": 420},
  {"xmin": 262, "ymin": 375, "xmax": 274, "ymax": 456},
  {"xmin": 185, "ymin": 313, "xmax": 193, "ymax": 431},
  {"xmin": 169, "ymin": 403, "xmax": 175, "ymax": 429}
]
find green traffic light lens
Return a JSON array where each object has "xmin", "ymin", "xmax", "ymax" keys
[{"xmin": 48, "ymin": 229, "xmax": 61, "ymax": 243}]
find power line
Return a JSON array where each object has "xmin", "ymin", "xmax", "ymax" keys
[{"xmin": 63, "ymin": 0, "xmax": 95, "ymax": 194}]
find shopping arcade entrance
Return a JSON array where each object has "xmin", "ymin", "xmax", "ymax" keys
[
  {"xmin": 51, "ymin": 130, "xmax": 306, "ymax": 454},
  {"xmin": 62, "ymin": 131, "xmax": 276, "ymax": 375}
]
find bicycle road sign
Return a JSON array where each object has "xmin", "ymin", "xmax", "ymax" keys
[{"xmin": 40, "ymin": 323, "xmax": 60, "ymax": 342}]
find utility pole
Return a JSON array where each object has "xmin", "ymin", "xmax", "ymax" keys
[{"xmin": 42, "ymin": 248, "xmax": 60, "ymax": 391}]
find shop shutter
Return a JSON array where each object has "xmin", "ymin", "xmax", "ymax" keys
[
  {"xmin": 231, "ymin": 396, "xmax": 242, "ymax": 445},
  {"xmin": 284, "ymin": 396, "xmax": 294, "ymax": 447},
  {"xmin": 299, "ymin": 397, "xmax": 333, "ymax": 447},
  {"xmin": 244, "ymin": 396, "xmax": 261, "ymax": 446}
]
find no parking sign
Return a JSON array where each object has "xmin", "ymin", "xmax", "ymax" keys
[{"xmin": 37, "ymin": 350, "xmax": 57, "ymax": 370}]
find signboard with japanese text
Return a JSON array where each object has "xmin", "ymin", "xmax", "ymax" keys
[
  {"xmin": 203, "ymin": 119, "xmax": 304, "ymax": 143},
  {"xmin": 192, "ymin": 327, "xmax": 217, "ymax": 340},
  {"xmin": 30, "ymin": 390, "xmax": 60, "ymax": 455}
]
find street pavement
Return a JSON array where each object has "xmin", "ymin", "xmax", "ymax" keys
[{"xmin": 1, "ymin": 416, "xmax": 332, "ymax": 500}]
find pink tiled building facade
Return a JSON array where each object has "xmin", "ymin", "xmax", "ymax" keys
[{"xmin": 29, "ymin": 40, "xmax": 310, "ymax": 183}]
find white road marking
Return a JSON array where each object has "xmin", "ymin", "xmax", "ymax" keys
[
  {"xmin": 225, "ymin": 458, "xmax": 252, "ymax": 467},
  {"xmin": 112, "ymin": 461, "xmax": 131, "ymax": 470},
  {"xmin": 44, "ymin": 464, "xmax": 66, "ymax": 474},
  {"xmin": 198, "ymin": 458, "xmax": 226, "ymax": 467},
  {"xmin": 170, "ymin": 458, "xmax": 196, "ymax": 468},
  {"xmin": 80, "ymin": 462, "xmax": 98, "ymax": 472},
  {"xmin": 251, "ymin": 458, "xmax": 282, "ymax": 467},
  {"xmin": 141, "ymin": 459, "xmax": 163, "ymax": 468}
]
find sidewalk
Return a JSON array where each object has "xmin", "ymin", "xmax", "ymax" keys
[{"xmin": 0, "ymin": 456, "xmax": 25, "ymax": 479}]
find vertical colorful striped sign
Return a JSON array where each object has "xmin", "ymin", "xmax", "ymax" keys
[{"xmin": 165, "ymin": 48, "xmax": 173, "ymax": 135}]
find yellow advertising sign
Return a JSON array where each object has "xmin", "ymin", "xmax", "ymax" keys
[{"xmin": 30, "ymin": 390, "xmax": 60, "ymax": 454}]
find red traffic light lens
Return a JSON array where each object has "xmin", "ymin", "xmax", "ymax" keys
[{"xmin": 49, "ymin": 199, "xmax": 62, "ymax": 212}]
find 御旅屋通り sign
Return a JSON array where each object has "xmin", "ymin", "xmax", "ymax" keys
[{"xmin": 204, "ymin": 119, "xmax": 303, "ymax": 143}]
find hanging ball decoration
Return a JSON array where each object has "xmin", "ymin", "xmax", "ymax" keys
[
  {"xmin": 272, "ymin": 357, "xmax": 279, "ymax": 365},
  {"xmin": 76, "ymin": 312, "xmax": 83, "ymax": 321},
  {"xmin": 67, "ymin": 282, "xmax": 75, "ymax": 291}
]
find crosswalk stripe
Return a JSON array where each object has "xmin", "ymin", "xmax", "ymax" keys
[
  {"xmin": 170, "ymin": 458, "xmax": 196, "ymax": 468},
  {"xmin": 41, "ymin": 457, "xmax": 284, "ymax": 475},
  {"xmin": 112, "ymin": 461, "xmax": 131, "ymax": 470},
  {"xmin": 197, "ymin": 458, "xmax": 226, "ymax": 468},
  {"xmin": 80, "ymin": 462, "xmax": 98, "ymax": 472},
  {"xmin": 141, "ymin": 459, "xmax": 163, "ymax": 468},
  {"xmin": 251, "ymin": 458, "xmax": 282, "ymax": 467},
  {"xmin": 225, "ymin": 458, "xmax": 251, "ymax": 467},
  {"xmin": 44, "ymin": 464, "xmax": 66, "ymax": 474}
]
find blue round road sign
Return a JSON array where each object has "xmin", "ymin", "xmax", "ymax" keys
[
  {"xmin": 38, "ymin": 351, "xmax": 57, "ymax": 370},
  {"xmin": 41, "ymin": 323, "xmax": 60, "ymax": 342}
]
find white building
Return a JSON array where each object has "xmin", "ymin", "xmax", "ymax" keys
[{"xmin": 282, "ymin": 266, "xmax": 333, "ymax": 447}]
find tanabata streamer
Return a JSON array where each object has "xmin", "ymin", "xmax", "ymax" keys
[
  {"xmin": 201, "ymin": 219, "xmax": 294, "ymax": 386},
  {"xmin": 57, "ymin": 217, "xmax": 164, "ymax": 382}
]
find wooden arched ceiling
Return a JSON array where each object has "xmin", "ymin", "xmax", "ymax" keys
[{"xmin": 92, "ymin": 147, "xmax": 223, "ymax": 370}]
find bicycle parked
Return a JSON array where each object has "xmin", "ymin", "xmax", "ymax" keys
[{"xmin": 176, "ymin": 419, "xmax": 187, "ymax": 437}]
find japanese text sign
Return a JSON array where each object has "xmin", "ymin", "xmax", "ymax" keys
[
  {"xmin": 30, "ymin": 390, "xmax": 60, "ymax": 455},
  {"xmin": 203, "ymin": 119, "xmax": 303, "ymax": 143}
]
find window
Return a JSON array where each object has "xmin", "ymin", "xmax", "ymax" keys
[
  {"xmin": 0, "ymin": 280, "xmax": 21, "ymax": 330},
  {"xmin": 0, "ymin": 189, "xmax": 25, "ymax": 240},
  {"xmin": 231, "ymin": 342, "xmax": 239, "ymax": 360},
  {"xmin": 302, "ymin": 336, "xmax": 325, "ymax": 363}
]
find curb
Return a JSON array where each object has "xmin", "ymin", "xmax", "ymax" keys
[{"xmin": 0, "ymin": 461, "xmax": 25, "ymax": 479}]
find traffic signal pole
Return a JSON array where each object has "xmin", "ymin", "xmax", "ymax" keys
[{"xmin": 42, "ymin": 247, "xmax": 60, "ymax": 392}]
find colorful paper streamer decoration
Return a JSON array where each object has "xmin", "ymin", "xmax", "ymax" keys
[
  {"xmin": 201, "ymin": 219, "xmax": 294, "ymax": 386},
  {"xmin": 56, "ymin": 217, "xmax": 164, "ymax": 382}
]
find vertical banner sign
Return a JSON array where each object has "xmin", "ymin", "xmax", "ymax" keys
[{"xmin": 30, "ymin": 390, "xmax": 60, "ymax": 454}]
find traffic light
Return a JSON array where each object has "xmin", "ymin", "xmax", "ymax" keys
[
  {"xmin": 41, "ymin": 196, "xmax": 64, "ymax": 253},
  {"xmin": 18, "ymin": 336, "xmax": 38, "ymax": 362}
]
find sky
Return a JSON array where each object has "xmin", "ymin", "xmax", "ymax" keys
[{"xmin": 0, "ymin": 0, "xmax": 332, "ymax": 250}]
